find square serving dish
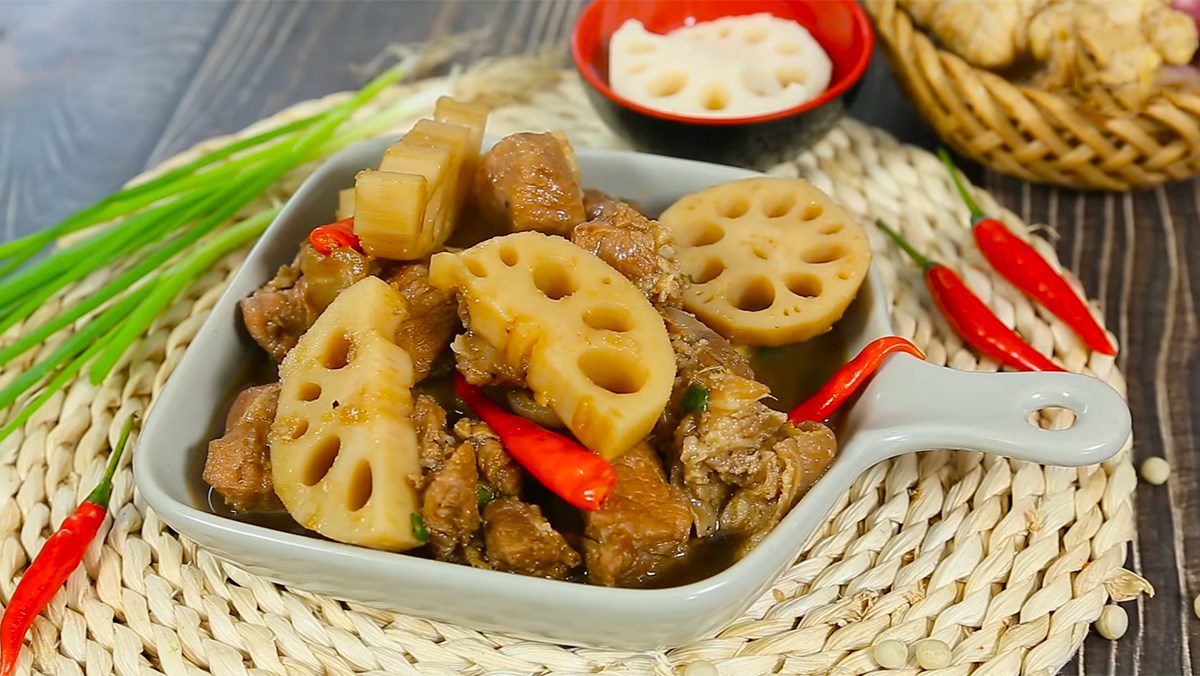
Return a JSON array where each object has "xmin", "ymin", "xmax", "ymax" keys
[{"xmin": 135, "ymin": 138, "xmax": 1131, "ymax": 650}]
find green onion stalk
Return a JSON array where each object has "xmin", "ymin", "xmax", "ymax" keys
[{"xmin": 0, "ymin": 51, "xmax": 442, "ymax": 443}]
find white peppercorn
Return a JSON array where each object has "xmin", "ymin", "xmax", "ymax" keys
[
  {"xmin": 872, "ymin": 639, "xmax": 909, "ymax": 669},
  {"xmin": 1140, "ymin": 457, "xmax": 1170, "ymax": 485},
  {"xmin": 1096, "ymin": 604, "xmax": 1128, "ymax": 640},
  {"xmin": 913, "ymin": 638, "xmax": 951, "ymax": 670}
]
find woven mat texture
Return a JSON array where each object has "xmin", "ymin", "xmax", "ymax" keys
[{"xmin": 0, "ymin": 70, "xmax": 1147, "ymax": 676}]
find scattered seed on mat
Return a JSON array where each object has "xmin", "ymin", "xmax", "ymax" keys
[
  {"xmin": 1096, "ymin": 604, "xmax": 1128, "ymax": 640},
  {"xmin": 1140, "ymin": 457, "xmax": 1170, "ymax": 485},
  {"xmin": 872, "ymin": 639, "xmax": 909, "ymax": 669},
  {"xmin": 684, "ymin": 660, "xmax": 718, "ymax": 676},
  {"xmin": 913, "ymin": 638, "xmax": 952, "ymax": 670}
]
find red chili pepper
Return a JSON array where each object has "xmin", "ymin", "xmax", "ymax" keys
[
  {"xmin": 308, "ymin": 217, "xmax": 360, "ymax": 255},
  {"xmin": 454, "ymin": 374, "xmax": 616, "ymax": 511},
  {"xmin": 938, "ymin": 149, "xmax": 1116, "ymax": 356},
  {"xmin": 877, "ymin": 220, "xmax": 1064, "ymax": 373},
  {"xmin": 1, "ymin": 416, "xmax": 135, "ymax": 676},
  {"xmin": 788, "ymin": 336, "xmax": 925, "ymax": 424}
]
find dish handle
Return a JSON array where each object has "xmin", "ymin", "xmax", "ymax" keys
[{"xmin": 845, "ymin": 355, "xmax": 1131, "ymax": 467}]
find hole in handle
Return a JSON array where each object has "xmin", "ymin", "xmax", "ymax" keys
[{"xmin": 1028, "ymin": 406, "xmax": 1077, "ymax": 431}]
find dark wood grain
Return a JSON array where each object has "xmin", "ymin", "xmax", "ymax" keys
[{"xmin": 1, "ymin": 2, "xmax": 1195, "ymax": 674}]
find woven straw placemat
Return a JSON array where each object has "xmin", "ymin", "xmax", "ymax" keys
[{"xmin": 0, "ymin": 66, "xmax": 1151, "ymax": 675}]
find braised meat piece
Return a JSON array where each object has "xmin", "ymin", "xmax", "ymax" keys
[
  {"xmin": 300, "ymin": 245, "xmax": 373, "ymax": 314},
  {"xmin": 240, "ymin": 265, "xmax": 309, "ymax": 363},
  {"xmin": 673, "ymin": 367, "xmax": 837, "ymax": 542},
  {"xmin": 413, "ymin": 396, "xmax": 487, "ymax": 565},
  {"xmin": 662, "ymin": 305, "xmax": 836, "ymax": 540},
  {"xmin": 475, "ymin": 132, "xmax": 586, "ymax": 235},
  {"xmin": 450, "ymin": 329, "xmax": 527, "ymax": 387},
  {"xmin": 455, "ymin": 417, "xmax": 522, "ymax": 497},
  {"xmin": 240, "ymin": 244, "xmax": 372, "ymax": 362},
  {"xmin": 385, "ymin": 262, "xmax": 459, "ymax": 381},
  {"xmin": 421, "ymin": 443, "xmax": 484, "ymax": 563},
  {"xmin": 414, "ymin": 394, "xmax": 456, "ymax": 472},
  {"xmin": 583, "ymin": 443, "xmax": 694, "ymax": 587},
  {"xmin": 719, "ymin": 420, "xmax": 835, "ymax": 550},
  {"xmin": 483, "ymin": 498, "xmax": 581, "ymax": 579},
  {"xmin": 571, "ymin": 200, "xmax": 685, "ymax": 308},
  {"xmin": 662, "ymin": 307, "xmax": 755, "ymax": 380},
  {"xmin": 656, "ymin": 307, "xmax": 755, "ymax": 437},
  {"xmin": 582, "ymin": 189, "xmax": 645, "ymax": 219},
  {"xmin": 204, "ymin": 383, "xmax": 282, "ymax": 511}
]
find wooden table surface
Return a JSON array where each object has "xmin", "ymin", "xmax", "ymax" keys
[{"xmin": 1, "ymin": 2, "xmax": 1196, "ymax": 674}]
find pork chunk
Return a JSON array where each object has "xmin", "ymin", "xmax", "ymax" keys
[
  {"xmin": 665, "ymin": 306, "xmax": 836, "ymax": 539},
  {"xmin": 386, "ymin": 262, "xmax": 459, "ymax": 381},
  {"xmin": 475, "ymin": 132, "xmax": 586, "ymax": 235},
  {"xmin": 455, "ymin": 418, "xmax": 523, "ymax": 497},
  {"xmin": 240, "ymin": 244, "xmax": 372, "ymax": 362},
  {"xmin": 421, "ymin": 443, "xmax": 485, "ymax": 563},
  {"xmin": 583, "ymin": 189, "xmax": 645, "ymax": 219},
  {"xmin": 662, "ymin": 307, "xmax": 755, "ymax": 379},
  {"xmin": 673, "ymin": 367, "xmax": 837, "ymax": 540},
  {"xmin": 203, "ymin": 383, "xmax": 282, "ymax": 511},
  {"xmin": 571, "ymin": 200, "xmax": 684, "ymax": 307},
  {"xmin": 720, "ymin": 419, "xmax": 836, "ymax": 549},
  {"xmin": 483, "ymin": 498, "xmax": 581, "ymax": 579},
  {"xmin": 450, "ymin": 329, "xmax": 527, "ymax": 387},
  {"xmin": 300, "ymin": 245, "xmax": 373, "ymax": 314},
  {"xmin": 414, "ymin": 394, "xmax": 456, "ymax": 472},
  {"xmin": 240, "ymin": 265, "xmax": 309, "ymax": 363},
  {"xmin": 583, "ymin": 443, "xmax": 694, "ymax": 587}
]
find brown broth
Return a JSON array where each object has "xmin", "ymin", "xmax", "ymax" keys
[{"xmin": 750, "ymin": 324, "xmax": 851, "ymax": 413}]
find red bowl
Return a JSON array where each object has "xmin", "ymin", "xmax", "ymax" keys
[{"xmin": 571, "ymin": 0, "xmax": 874, "ymax": 166}]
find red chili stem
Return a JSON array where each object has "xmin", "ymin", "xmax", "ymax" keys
[
  {"xmin": 938, "ymin": 149, "xmax": 1117, "ymax": 355},
  {"xmin": 1, "ymin": 415, "xmax": 135, "ymax": 676},
  {"xmin": 308, "ymin": 217, "xmax": 360, "ymax": 255},
  {"xmin": 937, "ymin": 147, "xmax": 988, "ymax": 223},
  {"xmin": 788, "ymin": 336, "xmax": 925, "ymax": 424},
  {"xmin": 877, "ymin": 220, "xmax": 1064, "ymax": 372},
  {"xmin": 454, "ymin": 375, "xmax": 616, "ymax": 511}
]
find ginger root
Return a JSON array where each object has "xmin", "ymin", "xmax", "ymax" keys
[{"xmin": 901, "ymin": 0, "xmax": 1199, "ymax": 111}]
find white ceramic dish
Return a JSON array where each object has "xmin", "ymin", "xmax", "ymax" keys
[{"xmin": 135, "ymin": 138, "xmax": 1132, "ymax": 650}]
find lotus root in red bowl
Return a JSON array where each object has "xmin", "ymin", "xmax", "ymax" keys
[{"xmin": 571, "ymin": 0, "xmax": 875, "ymax": 167}]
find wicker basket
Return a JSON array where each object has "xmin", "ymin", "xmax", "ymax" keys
[{"xmin": 864, "ymin": 0, "xmax": 1200, "ymax": 191}]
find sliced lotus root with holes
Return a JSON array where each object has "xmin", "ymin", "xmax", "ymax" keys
[
  {"xmin": 661, "ymin": 177, "xmax": 870, "ymax": 346},
  {"xmin": 609, "ymin": 14, "xmax": 832, "ymax": 118},
  {"xmin": 270, "ymin": 277, "xmax": 425, "ymax": 551},
  {"xmin": 429, "ymin": 231, "xmax": 675, "ymax": 459}
]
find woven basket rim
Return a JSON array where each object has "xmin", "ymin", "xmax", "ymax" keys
[{"xmin": 864, "ymin": 0, "xmax": 1200, "ymax": 190}]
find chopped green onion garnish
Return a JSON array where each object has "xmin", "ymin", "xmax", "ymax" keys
[
  {"xmin": 411, "ymin": 513, "xmax": 429, "ymax": 543},
  {"xmin": 682, "ymin": 384, "xmax": 709, "ymax": 414},
  {"xmin": 476, "ymin": 484, "xmax": 495, "ymax": 507}
]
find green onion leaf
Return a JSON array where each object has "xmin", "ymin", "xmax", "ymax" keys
[
  {"xmin": 411, "ymin": 512, "xmax": 429, "ymax": 543},
  {"xmin": 682, "ymin": 384, "xmax": 709, "ymax": 414},
  {"xmin": 0, "ymin": 114, "xmax": 320, "ymax": 264},
  {"xmin": 88, "ymin": 208, "xmax": 279, "ymax": 383},
  {"xmin": 0, "ymin": 322, "xmax": 115, "ymax": 442},
  {"xmin": 0, "ymin": 50, "xmax": 439, "ymax": 442}
]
